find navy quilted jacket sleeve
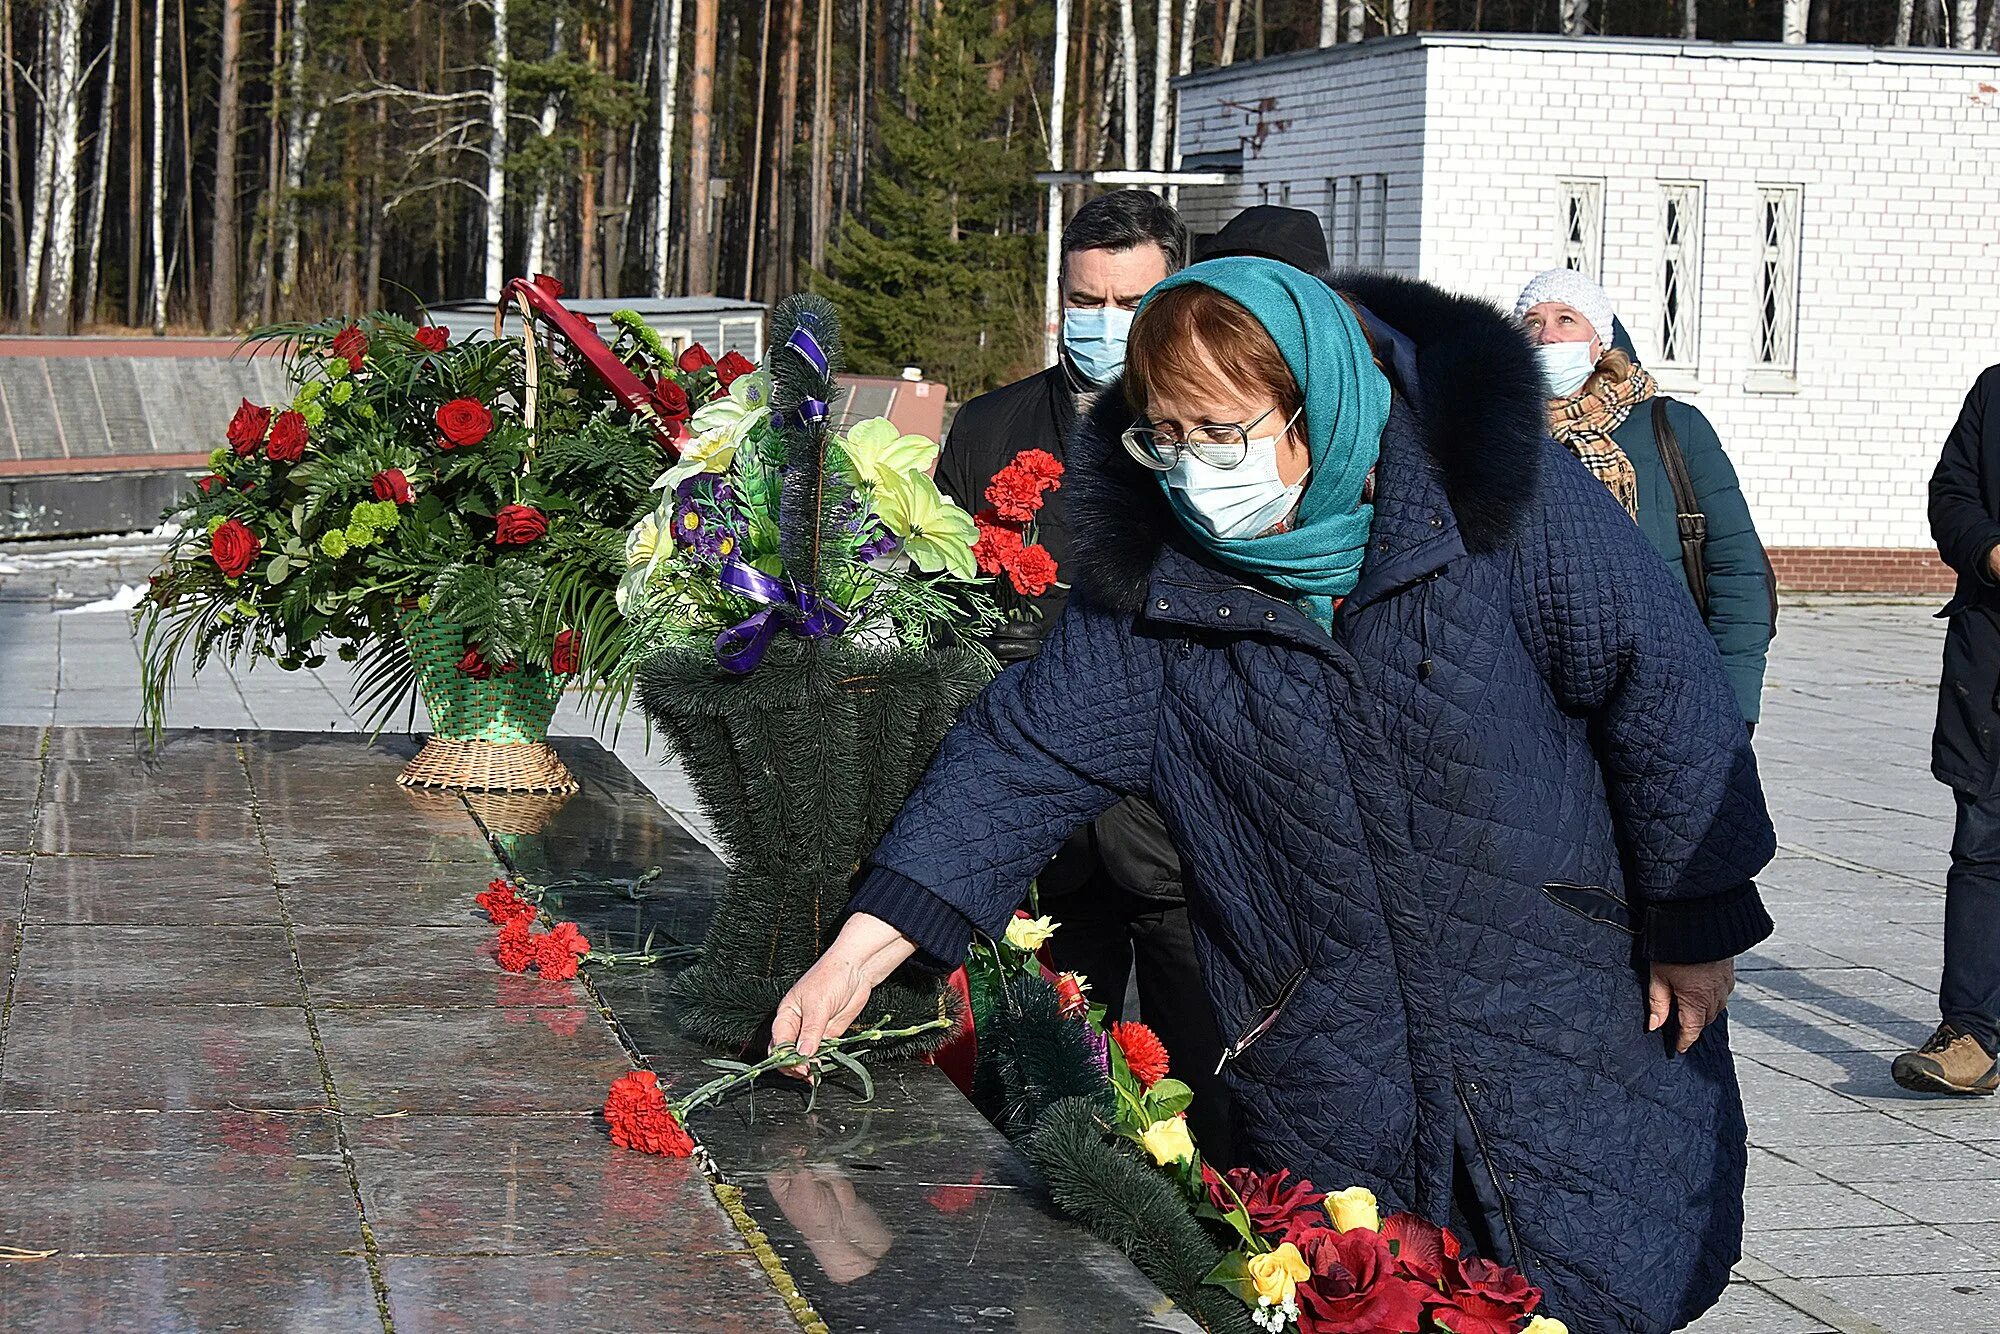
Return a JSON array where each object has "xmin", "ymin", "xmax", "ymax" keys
[
  {"xmin": 850, "ymin": 597, "xmax": 1165, "ymax": 964},
  {"xmin": 1512, "ymin": 441, "xmax": 1776, "ymax": 964}
]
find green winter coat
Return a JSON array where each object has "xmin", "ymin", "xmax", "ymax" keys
[{"xmin": 1610, "ymin": 398, "xmax": 1773, "ymax": 722}]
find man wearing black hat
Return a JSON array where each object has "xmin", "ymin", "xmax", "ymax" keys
[{"xmin": 1199, "ymin": 203, "xmax": 1334, "ymax": 275}]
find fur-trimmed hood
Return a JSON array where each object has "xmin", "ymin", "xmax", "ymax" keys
[{"xmin": 1066, "ymin": 270, "xmax": 1549, "ymax": 616}]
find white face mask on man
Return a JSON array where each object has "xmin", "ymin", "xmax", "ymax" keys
[
  {"xmin": 1535, "ymin": 341, "xmax": 1599, "ymax": 398},
  {"xmin": 1164, "ymin": 408, "xmax": 1306, "ymax": 541}
]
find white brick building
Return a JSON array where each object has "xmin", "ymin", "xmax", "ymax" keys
[{"xmin": 1173, "ymin": 35, "xmax": 2000, "ymax": 590}]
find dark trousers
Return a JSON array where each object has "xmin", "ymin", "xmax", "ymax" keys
[
  {"xmin": 1042, "ymin": 874, "xmax": 1236, "ymax": 1165},
  {"xmin": 1943, "ymin": 788, "xmax": 2000, "ymax": 1056}
]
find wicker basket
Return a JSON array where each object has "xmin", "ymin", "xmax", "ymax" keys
[{"xmin": 396, "ymin": 609, "xmax": 579, "ymax": 794}]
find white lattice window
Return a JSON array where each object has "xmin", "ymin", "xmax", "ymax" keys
[
  {"xmin": 1657, "ymin": 183, "xmax": 1703, "ymax": 370},
  {"xmin": 1362, "ymin": 175, "xmax": 1389, "ymax": 268},
  {"xmin": 1755, "ymin": 186, "xmax": 1802, "ymax": 374},
  {"xmin": 1557, "ymin": 179, "xmax": 1604, "ymax": 281},
  {"xmin": 1323, "ymin": 178, "xmax": 1346, "ymax": 265}
]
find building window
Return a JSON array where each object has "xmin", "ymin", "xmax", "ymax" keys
[
  {"xmin": 1361, "ymin": 175, "xmax": 1388, "ymax": 268},
  {"xmin": 1323, "ymin": 178, "xmax": 1345, "ymax": 264},
  {"xmin": 1755, "ymin": 186, "xmax": 1802, "ymax": 375},
  {"xmin": 1321, "ymin": 175, "xmax": 1387, "ymax": 269},
  {"xmin": 1657, "ymin": 183, "xmax": 1703, "ymax": 370},
  {"xmin": 1557, "ymin": 179, "xmax": 1604, "ymax": 281}
]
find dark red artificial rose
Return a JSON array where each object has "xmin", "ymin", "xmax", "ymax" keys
[
  {"xmin": 371, "ymin": 468, "xmax": 413, "ymax": 504},
  {"xmin": 331, "ymin": 324, "xmax": 368, "ymax": 371},
  {"xmin": 551, "ymin": 628, "xmax": 581, "ymax": 675},
  {"xmin": 210, "ymin": 519, "xmax": 261, "ymax": 579},
  {"xmin": 715, "ymin": 350, "xmax": 756, "ymax": 388},
  {"xmin": 435, "ymin": 397, "xmax": 493, "ymax": 449},
  {"xmin": 1295, "ymin": 1226, "xmax": 1429, "ymax": 1334},
  {"xmin": 493, "ymin": 504, "xmax": 548, "ymax": 545},
  {"xmin": 266, "ymin": 410, "xmax": 310, "ymax": 463},
  {"xmin": 1207, "ymin": 1168, "xmax": 1328, "ymax": 1248},
  {"xmin": 1380, "ymin": 1211, "xmax": 1459, "ymax": 1287},
  {"xmin": 414, "ymin": 325, "xmax": 450, "ymax": 353},
  {"xmin": 677, "ymin": 343, "xmax": 715, "ymax": 374},
  {"xmin": 1428, "ymin": 1257, "xmax": 1542, "ymax": 1334},
  {"xmin": 226, "ymin": 399, "xmax": 272, "ymax": 455},
  {"xmin": 1008, "ymin": 544, "xmax": 1059, "ymax": 598},
  {"xmin": 457, "ymin": 647, "xmax": 494, "ymax": 680}
]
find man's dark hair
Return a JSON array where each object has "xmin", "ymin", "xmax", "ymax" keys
[{"xmin": 1060, "ymin": 190, "xmax": 1190, "ymax": 273}]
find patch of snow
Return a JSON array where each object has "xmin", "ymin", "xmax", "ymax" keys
[{"xmin": 57, "ymin": 584, "xmax": 147, "ymax": 615}]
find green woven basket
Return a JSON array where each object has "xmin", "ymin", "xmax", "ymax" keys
[{"xmin": 396, "ymin": 610, "xmax": 578, "ymax": 794}]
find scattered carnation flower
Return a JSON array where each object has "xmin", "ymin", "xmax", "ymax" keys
[
  {"xmin": 476, "ymin": 879, "xmax": 538, "ymax": 928},
  {"xmin": 1111, "ymin": 1020, "xmax": 1170, "ymax": 1089},
  {"xmin": 494, "ymin": 919, "xmax": 536, "ymax": 973},
  {"xmin": 603, "ymin": 1070, "xmax": 695, "ymax": 1157}
]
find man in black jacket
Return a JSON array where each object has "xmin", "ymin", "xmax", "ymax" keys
[
  {"xmin": 935, "ymin": 191, "xmax": 1236, "ymax": 1153},
  {"xmin": 1903, "ymin": 365, "xmax": 2000, "ymax": 1095}
]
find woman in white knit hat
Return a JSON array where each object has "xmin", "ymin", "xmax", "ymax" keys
[{"xmin": 1516, "ymin": 268, "xmax": 1775, "ymax": 732}]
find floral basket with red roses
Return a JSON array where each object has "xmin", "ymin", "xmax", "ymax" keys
[
  {"xmin": 136, "ymin": 282, "xmax": 739, "ymax": 791},
  {"xmin": 966, "ymin": 917, "xmax": 1570, "ymax": 1334}
]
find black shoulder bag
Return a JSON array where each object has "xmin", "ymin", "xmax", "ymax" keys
[{"xmin": 1650, "ymin": 398, "xmax": 1779, "ymax": 633}]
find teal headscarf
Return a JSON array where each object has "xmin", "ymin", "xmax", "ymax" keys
[{"xmin": 1139, "ymin": 258, "xmax": 1392, "ymax": 620}]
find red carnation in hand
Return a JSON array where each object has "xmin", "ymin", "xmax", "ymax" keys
[
  {"xmin": 226, "ymin": 399, "xmax": 271, "ymax": 455},
  {"xmin": 494, "ymin": 920, "xmax": 536, "ymax": 973},
  {"xmin": 677, "ymin": 343, "xmax": 715, "ymax": 374},
  {"xmin": 1207, "ymin": 1167, "xmax": 1328, "ymax": 1247},
  {"xmin": 551, "ymin": 628, "xmax": 581, "ymax": 675},
  {"xmin": 715, "ymin": 350, "xmax": 756, "ymax": 388},
  {"xmin": 210, "ymin": 519, "xmax": 261, "ymax": 579},
  {"xmin": 1053, "ymin": 972, "xmax": 1090, "ymax": 1019},
  {"xmin": 1296, "ymin": 1226, "xmax": 1429, "ymax": 1333},
  {"xmin": 371, "ymin": 468, "xmax": 413, "ymax": 504},
  {"xmin": 985, "ymin": 452, "xmax": 1062, "ymax": 522},
  {"xmin": 457, "ymin": 647, "xmax": 494, "ymax": 680},
  {"xmin": 1007, "ymin": 544, "xmax": 1059, "ymax": 598},
  {"xmin": 331, "ymin": 324, "xmax": 368, "ymax": 371},
  {"xmin": 494, "ymin": 504, "xmax": 548, "ymax": 545},
  {"xmin": 1430, "ymin": 1257, "xmax": 1543, "ymax": 1334},
  {"xmin": 266, "ymin": 410, "xmax": 310, "ymax": 463},
  {"xmin": 435, "ymin": 397, "xmax": 493, "ymax": 449},
  {"xmin": 972, "ymin": 511, "xmax": 1026, "ymax": 577},
  {"xmin": 603, "ymin": 1070, "xmax": 695, "ymax": 1157},
  {"xmin": 1012, "ymin": 448, "xmax": 1064, "ymax": 488},
  {"xmin": 1110, "ymin": 1021, "xmax": 1170, "ymax": 1090},
  {"xmin": 414, "ymin": 325, "xmax": 450, "ymax": 353}
]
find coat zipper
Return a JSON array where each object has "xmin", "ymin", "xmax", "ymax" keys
[
  {"xmin": 1456, "ymin": 1082, "xmax": 1526, "ymax": 1264},
  {"xmin": 1214, "ymin": 966, "xmax": 1308, "ymax": 1074}
]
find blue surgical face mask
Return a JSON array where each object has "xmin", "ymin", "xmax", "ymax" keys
[
  {"xmin": 1063, "ymin": 306, "xmax": 1136, "ymax": 386},
  {"xmin": 1535, "ymin": 340, "xmax": 1599, "ymax": 398},
  {"xmin": 1164, "ymin": 409, "xmax": 1306, "ymax": 541}
]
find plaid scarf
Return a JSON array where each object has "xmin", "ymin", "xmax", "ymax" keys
[{"xmin": 1547, "ymin": 353, "xmax": 1656, "ymax": 519}]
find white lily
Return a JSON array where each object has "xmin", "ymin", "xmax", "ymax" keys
[{"xmin": 655, "ymin": 371, "xmax": 773, "ymax": 492}]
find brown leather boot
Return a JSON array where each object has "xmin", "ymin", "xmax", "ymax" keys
[{"xmin": 1893, "ymin": 1023, "xmax": 2000, "ymax": 1096}]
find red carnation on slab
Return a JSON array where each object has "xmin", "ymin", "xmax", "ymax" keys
[
  {"xmin": 1110, "ymin": 1021, "xmax": 1170, "ymax": 1090},
  {"xmin": 494, "ymin": 504, "xmax": 547, "ymax": 545},
  {"xmin": 414, "ymin": 325, "xmax": 450, "ymax": 353},
  {"xmin": 1053, "ymin": 972, "xmax": 1090, "ymax": 1019},
  {"xmin": 603, "ymin": 1070, "xmax": 694, "ymax": 1157},
  {"xmin": 371, "ymin": 468, "xmax": 413, "ymax": 504},
  {"xmin": 456, "ymin": 647, "xmax": 494, "ymax": 680},
  {"xmin": 550, "ymin": 628, "xmax": 581, "ymax": 675},
  {"xmin": 715, "ymin": 350, "xmax": 756, "ymax": 388},
  {"xmin": 476, "ymin": 880, "xmax": 538, "ymax": 929},
  {"xmin": 266, "ymin": 410, "xmax": 309, "ymax": 463},
  {"xmin": 534, "ymin": 935, "xmax": 582, "ymax": 982},
  {"xmin": 494, "ymin": 920, "xmax": 536, "ymax": 973},
  {"xmin": 1007, "ymin": 544, "xmax": 1059, "ymax": 598},
  {"xmin": 330, "ymin": 324, "xmax": 368, "ymax": 371},
  {"xmin": 677, "ymin": 344, "xmax": 715, "ymax": 374},
  {"xmin": 435, "ymin": 397, "xmax": 493, "ymax": 449},
  {"xmin": 226, "ymin": 399, "xmax": 271, "ymax": 454},
  {"xmin": 210, "ymin": 519, "xmax": 261, "ymax": 579}
]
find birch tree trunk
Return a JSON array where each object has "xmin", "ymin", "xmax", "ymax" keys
[
  {"xmin": 1681, "ymin": 0, "xmax": 1696, "ymax": 37},
  {"xmin": 1895, "ymin": 0, "xmax": 1914, "ymax": 43},
  {"xmin": 208, "ymin": 0, "xmax": 243, "ymax": 328},
  {"xmin": 82, "ymin": 0, "xmax": 123, "ymax": 325},
  {"xmin": 24, "ymin": 19, "xmax": 58, "ymax": 321},
  {"xmin": 808, "ymin": 0, "xmax": 830, "ymax": 271},
  {"xmin": 742, "ymin": 0, "xmax": 770, "ymax": 298},
  {"xmin": 686, "ymin": 0, "xmax": 718, "ymax": 294},
  {"xmin": 1954, "ymin": 0, "xmax": 1978, "ymax": 45},
  {"xmin": 1177, "ymin": 0, "xmax": 1196, "ymax": 75},
  {"xmin": 525, "ymin": 16, "xmax": 566, "ymax": 282},
  {"xmin": 1780, "ymin": 0, "xmax": 1806, "ymax": 41},
  {"xmin": 1344, "ymin": 0, "xmax": 1363, "ymax": 40},
  {"xmin": 278, "ymin": 0, "xmax": 317, "ymax": 306},
  {"xmin": 125, "ymin": 0, "xmax": 140, "ymax": 325},
  {"xmin": 1981, "ymin": 0, "xmax": 1998, "ymax": 50},
  {"xmin": 1318, "ymin": 0, "xmax": 1335, "ymax": 43},
  {"xmin": 1560, "ymin": 0, "xmax": 1588, "ymax": 36},
  {"xmin": 774, "ymin": 0, "xmax": 801, "ymax": 294},
  {"xmin": 38, "ymin": 0, "xmax": 89, "ymax": 331},
  {"xmin": 482, "ymin": 0, "xmax": 509, "ymax": 302},
  {"xmin": 151, "ymin": 0, "xmax": 167, "ymax": 330},
  {"xmin": 651, "ymin": 0, "xmax": 684, "ymax": 293},
  {"xmin": 1118, "ymin": 0, "xmax": 1138, "ymax": 167},
  {"xmin": 1, "ymin": 0, "xmax": 25, "ymax": 320},
  {"xmin": 1220, "ymin": 0, "xmax": 1241, "ymax": 65},
  {"xmin": 1388, "ymin": 0, "xmax": 1410, "ymax": 34},
  {"xmin": 1148, "ymin": 0, "xmax": 1171, "ymax": 170}
]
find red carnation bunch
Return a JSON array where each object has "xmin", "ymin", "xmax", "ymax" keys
[
  {"xmin": 603, "ymin": 1070, "xmax": 695, "ymax": 1158},
  {"xmin": 494, "ymin": 919, "xmax": 537, "ymax": 973},
  {"xmin": 974, "ymin": 451, "xmax": 1064, "ymax": 601},
  {"xmin": 534, "ymin": 921, "xmax": 591, "ymax": 982},
  {"xmin": 414, "ymin": 325, "xmax": 450, "ymax": 353},
  {"xmin": 1111, "ymin": 1020, "xmax": 1170, "ymax": 1090},
  {"xmin": 493, "ymin": 504, "xmax": 548, "ymax": 545},
  {"xmin": 226, "ymin": 399, "xmax": 271, "ymax": 455},
  {"xmin": 331, "ymin": 324, "xmax": 368, "ymax": 371},
  {"xmin": 266, "ymin": 410, "xmax": 310, "ymax": 463},
  {"xmin": 476, "ymin": 878, "xmax": 538, "ymax": 928},
  {"xmin": 984, "ymin": 448, "xmax": 1063, "ymax": 522}
]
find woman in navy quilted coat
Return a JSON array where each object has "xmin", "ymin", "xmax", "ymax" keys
[{"xmin": 775, "ymin": 260, "xmax": 1776, "ymax": 1333}]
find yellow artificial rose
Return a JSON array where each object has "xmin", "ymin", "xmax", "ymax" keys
[
  {"xmin": 1139, "ymin": 1116, "xmax": 1195, "ymax": 1166},
  {"xmin": 1522, "ymin": 1320, "xmax": 1568, "ymax": 1334},
  {"xmin": 1328, "ymin": 1186, "xmax": 1380, "ymax": 1233},
  {"xmin": 1247, "ymin": 1242, "xmax": 1310, "ymax": 1307},
  {"xmin": 1003, "ymin": 914, "xmax": 1056, "ymax": 952}
]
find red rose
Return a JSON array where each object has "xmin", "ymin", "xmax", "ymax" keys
[
  {"xmin": 972, "ymin": 511, "xmax": 1026, "ymax": 577},
  {"xmin": 651, "ymin": 377, "xmax": 690, "ymax": 422},
  {"xmin": 551, "ymin": 628, "xmax": 581, "ymax": 675},
  {"xmin": 677, "ymin": 343, "xmax": 715, "ymax": 374},
  {"xmin": 1296, "ymin": 1226, "xmax": 1430, "ymax": 1334},
  {"xmin": 370, "ymin": 469, "xmax": 413, "ymax": 504},
  {"xmin": 414, "ymin": 325, "xmax": 450, "ymax": 353},
  {"xmin": 266, "ymin": 410, "xmax": 309, "ymax": 463},
  {"xmin": 494, "ymin": 920, "xmax": 535, "ymax": 973},
  {"xmin": 1429, "ymin": 1257, "xmax": 1542, "ymax": 1334},
  {"xmin": 210, "ymin": 519, "xmax": 261, "ymax": 579},
  {"xmin": 493, "ymin": 504, "xmax": 547, "ymax": 545},
  {"xmin": 226, "ymin": 399, "xmax": 271, "ymax": 455},
  {"xmin": 1380, "ymin": 1211, "xmax": 1460, "ymax": 1287},
  {"xmin": 435, "ymin": 397, "xmax": 493, "ymax": 449},
  {"xmin": 197, "ymin": 474, "xmax": 224, "ymax": 495},
  {"xmin": 532, "ymin": 274, "xmax": 566, "ymax": 298},
  {"xmin": 457, "ymin": 647, "xmax": 493, "ymax": 680},
  {"xmin": 1007, "ymin": 544, "xmax": 1059, "ymax": 598},
  {"xmin": 1110, "ymin": 1020, "xmax": 1170, "ymax": 1089},
  {"xmin": 331, "ymin": 324, "xmax": 368, "ymax": 371},
  {"xmin": 1207, "ymin": 1167, "xmax": 1328, "ymax": 1247},
  {"xmin": 1053, "ymin": 972, "xmax": 1090, "ymax": 1019},
  {"xmin": 603, "ymin": 1070, "xmax": 695, "ymax": 1157},
  {"xmin": 715, "ymin": 350, "xmax": 756, "ymax": 388}
]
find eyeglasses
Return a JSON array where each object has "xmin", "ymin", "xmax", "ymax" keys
[{"xmin": 1121, "ymin": 405, "xmax": 1301, "ymax": 472}]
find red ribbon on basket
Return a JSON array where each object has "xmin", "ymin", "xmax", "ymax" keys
[
  {"xmin": 925, "ymin": 967, "xmax": 979, "ymax": 1097},
  {"xmin": 495, "ymin": 275, "xmax": 688, "ymax": 456}
]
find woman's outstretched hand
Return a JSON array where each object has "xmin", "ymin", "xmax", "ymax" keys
[
  {"xmin": 1647, "ymin": 959, "xmax": 1736, "ymax": 1054},
  {"xmin": 770, "ymin": 913, "xmax": 921, "ymax": 1076}
]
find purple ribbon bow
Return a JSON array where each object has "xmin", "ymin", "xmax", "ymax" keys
[{"xmin": 713, "ymin": 558, "xmax": 848, "ymax": 674}]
